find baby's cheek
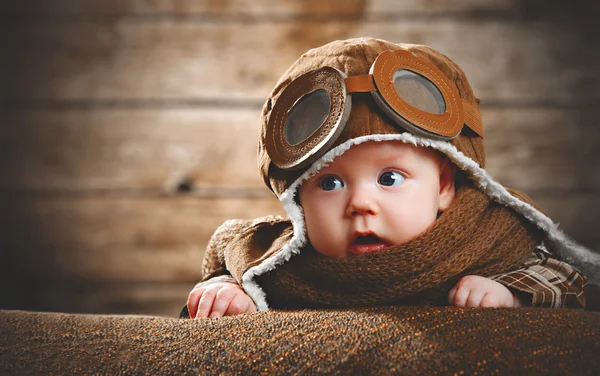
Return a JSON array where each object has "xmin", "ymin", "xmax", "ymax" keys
[
  {"xmin": 304, "ymin": 216, "xmax": 324, "ymax": 249},
  {"xmin": 389, "ymin": 203, "xmax": 436, "ymax": 243},
  {"xmin": 306, "ymin": 222, "xmax": 346, "ymax": 257}
]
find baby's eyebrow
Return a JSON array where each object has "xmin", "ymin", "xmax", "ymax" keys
[
  {"xmin": 314, "ymin": 167, "xmax": 339, "ymax": 176},
  {"xmin": 380, "ymin": 156, "xmax": 413, "ymax": 167}
]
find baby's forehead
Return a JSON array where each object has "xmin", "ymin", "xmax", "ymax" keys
[
  {"xmin": 337, "ymin": 140, "xmax": 440, "ymax": 164},
  {"xmin": 303, "ymin": 141, "xmax": 440, "ymax": 180}
]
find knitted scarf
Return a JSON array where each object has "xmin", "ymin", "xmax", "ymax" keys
[{"xmin": 254, "ymin": 183, "xmax": 543, "ymax": 309}]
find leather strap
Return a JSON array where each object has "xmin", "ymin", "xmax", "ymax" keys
[
  {"xmin": 462, "ymin": 99, "xmax": 484, "ymax": 137},
  {"xmin": 345, "ymin": 74, "xmax": 376, "ymax": 93}
]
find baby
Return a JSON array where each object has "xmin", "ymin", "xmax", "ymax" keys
[{"xmin": 185, "ymin": 38, "xmax": 591, "ymax": 318}]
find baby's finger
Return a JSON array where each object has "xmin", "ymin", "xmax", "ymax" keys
[
  {"xmin": 196, "ymin": 287, "xmax": 218, "ymax": 318},
  {"xmin": 480, "ymin": 293, "xmax": 500, "ymax": 308},
  {"xmin": 226, "ymin": 294, "xmax": 257, "ymax": 316},
  {"xmin": 448, "ymin": 287, "xmax": 457, "ymax": 305},
  {"xmin": 209, "ymin": 287, "xmax": 238, "ymax": 318},
  {"xmin": 451, "ymin": 287, "xmax": 470, "ymax": 307},
  {"xmin": 465, "ymin": 289, "xmax": 485, "ymax": 308},
  {"xmin": 187, "ymin": 287, "xmax": 206, "ymax": 319}
]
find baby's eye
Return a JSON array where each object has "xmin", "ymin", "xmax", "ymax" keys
[
  {"xmin": 378, "ymin": 171, "xmax": 405, "ymax": 187},
  {"xmin": 319, "ymin": 176, "xmax": 344, "ymax": 191}
]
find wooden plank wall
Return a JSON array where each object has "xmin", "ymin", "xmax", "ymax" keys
[{"xmin": 1, "ymin": 1, "xmax": 599, "ymax": 317}]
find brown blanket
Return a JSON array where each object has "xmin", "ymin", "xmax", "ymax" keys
[{"xmin": 2, "ymin": 307, "xmax": 599, "ymax": 375}]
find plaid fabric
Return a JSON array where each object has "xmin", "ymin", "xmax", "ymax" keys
[{"xmin": 491, "ymin": 246, "xmax": 587, "ymax": 309}]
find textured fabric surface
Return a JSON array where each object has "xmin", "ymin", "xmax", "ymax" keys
[{"xmin": 2, "ymin": 307, "xmax": 600, "ymax": 375}]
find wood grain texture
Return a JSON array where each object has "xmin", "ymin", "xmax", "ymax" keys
[
  {"xmin": 1, "ymin": 0, "xmax": 521, "ymax": 17},
  {"xmin": 483, "ymin": 107, "xmax": 600, "ymax": 193},
  {"xmin": 0, "ymin": 108, "xmax": 267, "ymax": 193},
  {"xmin": 3, "ymin": 18, "xmax": 593, "ymax": 105},
  {"xmin": 2, "ymin": 196, "xmax": 285, "ymax": 283},
  {"xmin": 2, "ymin": 108, "xmax": 598, "ymax": 193},
  {"xmin": 1, "ymin": 281, "xmax": 190, "ymax": 317}
]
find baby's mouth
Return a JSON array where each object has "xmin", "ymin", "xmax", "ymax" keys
[{"xmin": 348, "ymin": 233, "xmax": 390, "ymax": 255}]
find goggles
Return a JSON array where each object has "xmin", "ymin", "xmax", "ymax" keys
[{"xmin": 265, "ymin": 49, "xmax": 484, "ymax": 170}]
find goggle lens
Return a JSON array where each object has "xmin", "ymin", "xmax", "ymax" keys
[
  {"xmin": 393, "ymin": 69, "xmax": 446, "ymax": 115},
  {"xmin": 284, "ymin": 89, "xmax": 331, "ymax": 146}
]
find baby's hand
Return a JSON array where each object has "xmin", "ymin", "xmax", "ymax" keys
[
  {"xmin": 448, "ymin": 275, "xmax": 525, "ymax": 308},
  {"xmin": 187, "ymin": 282, "xmax": 257, "ymax": 319}
]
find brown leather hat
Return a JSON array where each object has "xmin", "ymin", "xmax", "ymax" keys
[{"xmin": 258, "ymin": 38, "xmax": 485, "ymax": 198}]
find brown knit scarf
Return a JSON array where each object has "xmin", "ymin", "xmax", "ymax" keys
[{"xmin": 255, "ymin": 184, "xmax": 543, "ymax": 309}]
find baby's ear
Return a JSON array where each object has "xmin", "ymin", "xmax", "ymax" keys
[{"xmin": 438, "ymin": 159, "xmax": 456, "ymax": 213}]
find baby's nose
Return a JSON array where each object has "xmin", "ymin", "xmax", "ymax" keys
[{"xmin": 346, "ymin": 188, "xmax": 379, "ymax": 216}]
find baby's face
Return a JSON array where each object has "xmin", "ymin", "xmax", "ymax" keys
[{"xmin": 298, "ymin": 141, "xmax": 455, "ymax": 257}]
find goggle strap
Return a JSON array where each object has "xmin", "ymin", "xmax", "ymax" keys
[
  {"xmin": 462, "ymin": 99, "xmax": 484, "ymax": 138},
  {"xmin": 345, "ymin": 74, "xmax": 376, "ymax": 93}
]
